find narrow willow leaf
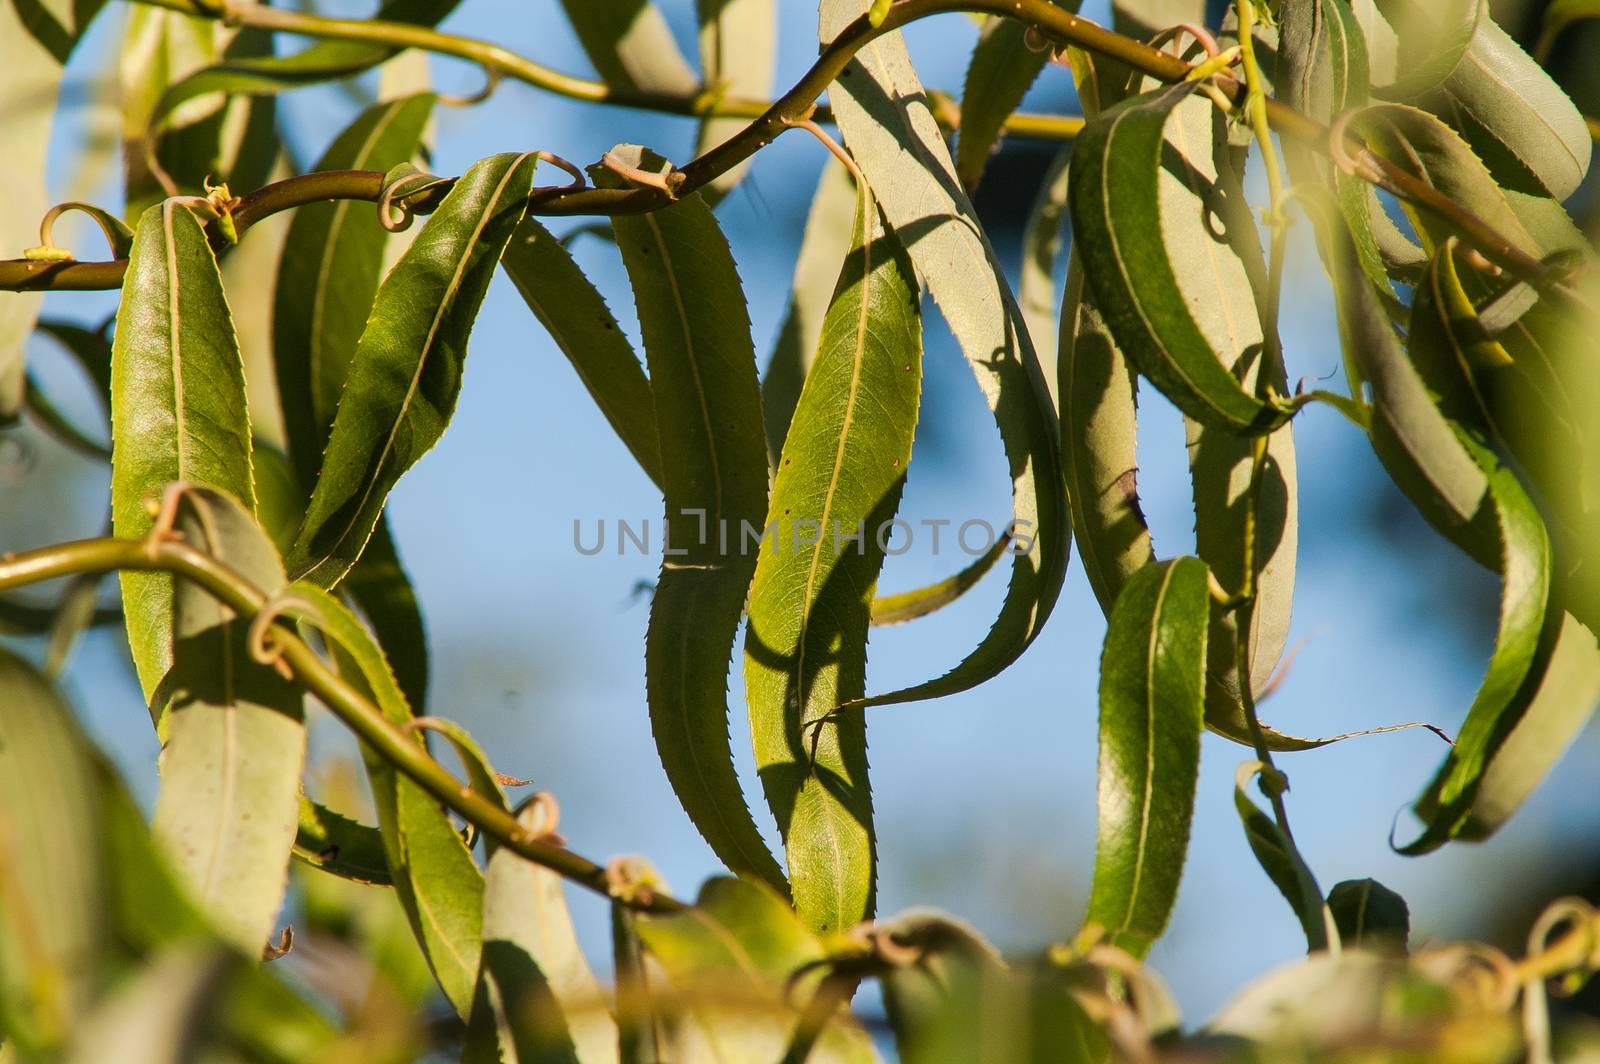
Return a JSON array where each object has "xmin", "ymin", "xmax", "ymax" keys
[
  {"xmin": 1320, "ymin": 194, "xmax": 1491, "ymax": 557},
  {"xmin": 501, "ymin": 216, "xmax": 662, "ymax": 486},
  {"xmin": 694, "ymin": 0, "xmax": 775, "ymax": 200},
  {"xmin": 1234, "ymin": 762, "xmax": 1328, "ymax": 950},
  {"xmin": 638, "ymin": 877, "xmax": 877, "ymax": 1063},
  {"xmin": 464, "ymin": 798, "xmax": 613, "ymax": 1064},
  {"xmin": 1110, "ymin": 0, "xmax": 1204, "ymax": 40},
  {"xmin": 0, "ymin": 0, "xmax": 104, "ymax": 416},
  {"xmin": 111, "ymin": 200, "xmax": 256, "ymax": 717},
  {"xmin": 273, "ymin": 93, "xmax": 437, "ymax": 491},
  {"xmin": 1433, "ymin": 15, "xmax": 1590, "ymax": 200},
  {"xmin": 1399, "ymin": 433, "xmax": 1551, "ymax": 854},
  {"xmin": 954, "ymin": 2, "xmax": 1083, "ymax": 193},
  {"xmin": 152, "ymin": 488, "xmax": 305, "ymax": 955},
  {"xmin": 557, "ymin": 0, "xmax": 698, "ymax": 94},
  {"xmin": 1085, "ymin": 557, "xmax": 1208, "ymax": 958},
  {"xmin": 343, "ymin": 517, "xmax": 431, "ymax": 713},
  {"xmin": 821, "ymin": 0, "xmax": 1071, "ymax": 709},
  {"xmin": 0, "ymin": 647, "xmax": 107, "ymax": 1055},
  {"xmin": 1347, "ymin": 103, "xmax": 1536, "ymax": 258},
  {"xmin": 1060, "ymin": 253, "xmax": 1153, "ymax": 614},
  {"xmin": 294, "ymin": 797, "xmax": 393, "ymax": 885},
  {"xmin": 1020, "ymin": 143, "xmax": 1072, "ymax": 406},
  {"xmin": 1456, "ymin": 613, "xmax": 1600, "ymax": 841},
  {"xmin": 1368, "ymin": 0, "xmax": 1479, "ymax": 100},
  {"xmin": 746, "ymin": 189, "xmax": 921, "ymax": 934},
  {"xmin": 148, "ymin": 0, "xmax": 461, "ymax": 128},
  {"xmin": 611, "ymin": 902, "xmax": 661, "ymax": 1064},
  {"xmin": 1069, "ymin": 81, "xmax": 1289, "ymax": 433},
  {"xmin": 279, "ymin": 582, "xmax": 484, "ymax": 1017},
  {"xmin": 591, "ymin": 145, "xmax": 786, "ymax": 893},
  {"xmin": 764, "ymin": 159, "xmax": 858, "ymax": 462},
  {"xmin": 1326, "ymin": 879, "xmax": 1409, "ymax": 953},
  {"xmin": 290, "ymin": 151, "xmax": 539, "ymax": 587},
  {"xmin": 870, "ymin": 535, "xmax": 1011, "ymax": 626}
]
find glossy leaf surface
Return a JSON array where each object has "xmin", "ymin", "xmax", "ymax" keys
[
  {"xmin": 290, "ymin": 151, "xmax": 538, "ymax": 587},
  {"xmin": 110, "ymin": 200, "xmax": 256, "ymax": 717},
  {"xmin": 746, "ymin": 190, "xmax": 921, "ymax": 933},
  {"xmin": 1086, "ymin": 557, "xmax": 1208, "ymax": 958}
]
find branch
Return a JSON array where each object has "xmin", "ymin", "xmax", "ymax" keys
[
  {"xmin": 0, "ymin": 0, "xmax": 1557, "ymax": 292},
  {"xmin": 0, "ymin": 534, "xmax": 686, "ymax": 914}
]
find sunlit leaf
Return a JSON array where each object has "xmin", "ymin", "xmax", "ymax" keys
[
  {"xmin": 745, "ymin": 187, "xmax": 921, "ymax": 933},
  {"xmin": 464, "ymin": 797, "xmax": 612, "ymax": 1064},
  {"xmin": 1399, "ymin": 435, "xmax": 1553, "ymax": 854},
  {"xmin": 290, "ymin": 150, "xmax": 539, "ymax": 587},
  {"xmin": 1368, "ymin": 0, "xmax": 1479, "ymax": 100},
  {"xmin": 1020, "ymin": 142, "xmax": 1072, "ymax": 404},
  {"xmin": 501, "ymin": 216, "xmax": 662, "ymax": 486},
  {"xmin": 592, "ymin": 145, "xmax": 787, "ymax": 894},
  {"xmin": 693, "ymin": 0, "xmax": 775, "ymax": 200},
  {"xmin": 821, "ymin": 0, "xmax": 1071, "ymax": 710},
  {"xmin": 637, "ymin": 877, "xmax": 876, "ymax": 1062},
  {"xmin": 869, "ymin": 535, "xmax": 1011, "ymax": 626},
  {"xmin": 110, "ymin": 200, "xmax": 256, "ymax": 721},
  {"xmin": 1086, "ymin": 557, "xmax": 1207, "ymax": 958},
  {"xmin": 557, "ymin": 0, "xmax": 698, "ymax": 94},
  {"xmin": 273, "ymin": 92, "xmax": 437, "ymax": 492},
  {"xmin": 1069, "ymin": 81, "xmax": 1289, "ymax": 433},
  {"xmin": 764, "ymin": 158, "xmax": 857, "ymax": 462},
  {"xmin": 278, "ymin": 582, "xmax": 485, "ymax": 1017},
  {"xmin": 151, "ymin": 488, "xmax": 305, "ymax": 955},
  {"xmin": 0, "ymin": 647, "xmax": 107, "ymax": 1055}
]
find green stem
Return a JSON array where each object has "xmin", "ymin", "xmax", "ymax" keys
[{"xmin": 0, "ymin": 535, "xmax": 685, "ymax": 915}]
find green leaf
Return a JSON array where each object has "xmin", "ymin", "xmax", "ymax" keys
[
  {"xmin": 637, "ymin": 877, "xmax": 876, "ymax": 1063},
  {"xmin": 277, "ymin": 582, "xmax": 484, "ymax": 1017},
  {"xmin": 293, "ymin": 796, "xmax": 393, "ymax": 885},
  {"xmin": 556, "ymin": 0, "xmax": 698, "ymax": 94},
  {"xmin": 593, "ymin": 145, "xmax": 786, "ymax": 894},
  {"xmin": 464, "ymin": 797, "xmax": 611, "ymax": 1064},
  {"xmin": 342, "ymin": 516, "xmax": 431, "ymax": 713},
  {"xmin": 273, "ymin": 93, "xmax": 437, "ymax": 492},
  {"xmin": 1368, "ymin": 0, "xmax": 1479, "ymax": 100},
  {"xmin": 110, "ymin": 199, "xmax": 256, "ymax": 718},
  {"xmin": 1347, "ymin": 103, "xmax": 1536, "ymax": 258},
  {"xmin": 954, "ymin": 3, "xmax": 1083, "ymax": 193},
  {"xmin": 869, "ymin": 534, "xmax": 1012, "ymax": 626},
  {"xmin": 1433, "ymin": 13, "xmax": 1591, "ymax": 200},
  {"xmin": 501, "ymin": 216, "xmax": 662, "ymax": 486},
  {"xmin": 764, "ymin": 158, "xmax": 858, "ymax": 463},
  {"xmin": 1455, "ymin": 613, "xmax": 1600, "ymax": 841},
  {"xmin": 1060, "ymin": 253, "xmax": 1153, "ymax": 615},
  {"xmin": 746, "ymin": 189, "xmax": 921, "ymax": 934},
  {"xmin": 1068, "ymin": 81, "xmax": 1289, "ymax": 433},
  {"xmin": 1085, "ymin": 557, "xmax": 1208, "ymax": 958},
  {"xmin": 1020, "ymin": 143, "xmax": 1072, "ymax": 406},
  {"xmin": 289, "ymin": 151, "xmax": 539, "ymax": 587},
  {"xmin": 0, "ymin": 0, "xmax": 106, "ymax": 418},
  {"xmin": 1233, "ymin": 761, "xmax": 1328, "ymax": 950},
  {"xmin": 147, "ymin": 0, "xmax": 461, "ymax": 131},
  {"xmin": 1326, "ymin": 879, "xmax": 1409, "ymax": 953},
  {"xmin": 821, "ymin": 0, "xmax": 1071, "ymax": 709},
  {"xmin": 693, "ymin": 0, "xmax": 775, "ymax": 200},
  {"xmin": 0, "ymin": 647, "xmax": 107, "ymax": 1055},
  {"xmin": 1399, "ymin": 434, "xmax": 1554, "ymax": 854},
  {"xmin": 878, "ymin": 913, "xmax": 1108, "ymax": 1064},
  {"xmin": 151, "ymin": 487, "xmax": 306, "ymax": 955},
  {"xmin": 611, "ymin": 901, "xmax": 662, "ymax": 1064}
]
